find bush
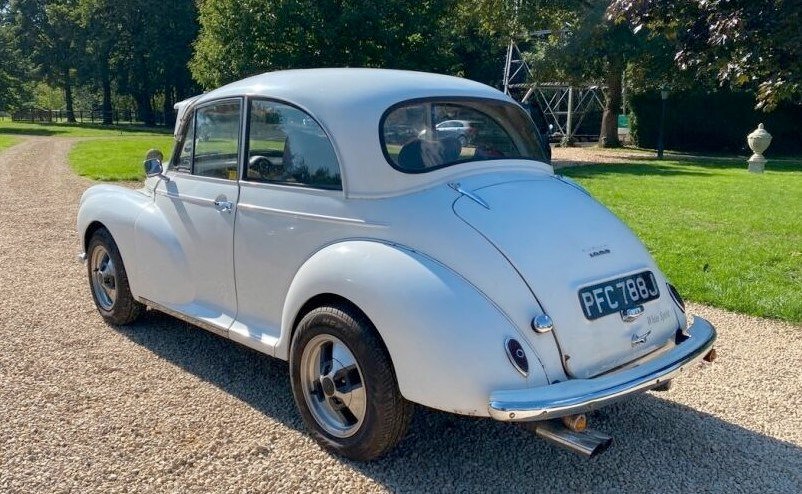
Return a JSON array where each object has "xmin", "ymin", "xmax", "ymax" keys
[{"xmin": 629, "ymin": 89, "xmax": 802, "ymax": 155}]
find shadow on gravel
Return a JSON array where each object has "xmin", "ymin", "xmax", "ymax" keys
[
  {"xmin": 116, "ymin": 310, "xmax": 304, "ymax": 431},
  {"xmin": 117, "ymin": 310, "xmax": 802, "ymax": 493}
]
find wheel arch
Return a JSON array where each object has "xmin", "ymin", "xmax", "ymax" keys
[
  {"xmin": 276, "ymin": 240, "xmax": 548, "ymax": 416},
  {"xmin": 83, "ymin": 220, "xmax": 108, "ymax": 253},
  {"xmin": 288, "ymin": 292, "xmax": 401, "ymax": 384}
]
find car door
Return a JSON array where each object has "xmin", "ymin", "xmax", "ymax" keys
[
  {"xmin": 229, "ymin": 98, "xmax": 347, "ymax": 353},
  {"xmin": 140, "ymin": 98, "xmax": 243, "ymax": 334}
]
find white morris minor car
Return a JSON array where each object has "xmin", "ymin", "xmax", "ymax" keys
[{"xmin": 77, "ymin": 69, "xmax": 717, "ymax": 460}]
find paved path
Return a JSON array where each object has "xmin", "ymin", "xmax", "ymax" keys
[{"xmin": 1, "ymin": 137, "xmax": 800, "ymax": 492}]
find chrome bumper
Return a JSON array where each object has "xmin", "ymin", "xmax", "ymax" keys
[{"xmin": 488, "ymin": 316, "xmax": 716, "ymax": 422}]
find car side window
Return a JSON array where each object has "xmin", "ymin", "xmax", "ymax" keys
[
  {"xmin": 193, "ymin": 100, "xmax": 242, "ymax": 180},
  {"xmin": 246, "ymin": 100, "xmax": 341, "ymax": 190}
]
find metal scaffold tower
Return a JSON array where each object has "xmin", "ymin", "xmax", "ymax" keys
[{"xmin": 502, "ymin": 37, "xmax": 605, "ymax": 142}]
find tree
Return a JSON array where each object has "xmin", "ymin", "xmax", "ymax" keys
[
  {"xmin": 461, "ymin": 0, "xmax": 676, "ymax": 147},
  {"xmin": 544, "ymin": 3, "xmax": 649, "ymax": 147},
  {"xmin": 609, "ymin": 0, "xmax": 802, "ymax": 110},
  {"xmin": 155, "ymin": 0, "xmax": 198, "ymax": 126},
  {"xmin": 461, "ymin": 1, "xmax": 616, "ymax": 146},
  {"xmin": 11, "ymin": 0, "xmax": 82, "ymax": 121},
  {"xmin": 0, "ymin": 2, "xmax": 29, "ymax": 109},
  {"xmin": 111, "ymin": 0, "xmax": 196, "ymax": 126},
  {"xmin": 76, "ymin": 0, "xmax": 119, "ymax": 124},
  {"xmin": 191, "ymin": 0, "xmax": 459, "ymax": 90}
]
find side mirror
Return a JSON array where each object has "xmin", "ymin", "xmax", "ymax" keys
[{"xmin": 143, "ymin": 149, "xmax": 169, "ymax": 181}]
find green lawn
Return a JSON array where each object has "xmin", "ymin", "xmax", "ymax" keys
[
  {"xmin": 563, "ymin": 157, "xmax": 802, "ymax": 323},
  {"xmin": 69, "ymin": 136, "xmax": 175, "ymax": 181},
  {"xmin": 0, "ymin": 135, "xmax": 19, "ymax": 152},
  {"xmin": 0, "ymin": 120, "xmax": 169, "ymax": 137}
]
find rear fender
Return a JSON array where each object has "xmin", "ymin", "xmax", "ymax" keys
[{"xmin": 278, "ymin": 240, "xmax": 549, "ymax": 416}]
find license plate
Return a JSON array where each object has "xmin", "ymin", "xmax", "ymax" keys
[{"xmin": 578, "ymin": 271, "xmax": 660, "ymax": 320}]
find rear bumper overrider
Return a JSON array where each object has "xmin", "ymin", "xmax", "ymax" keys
[{"xmin": 488, "ymin": 316, "xmax": 716, "ymax": 422}]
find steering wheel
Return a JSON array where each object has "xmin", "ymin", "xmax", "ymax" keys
[{"xmin": 249, "ymin": 155, "xmax": 282, "ymax": 180}]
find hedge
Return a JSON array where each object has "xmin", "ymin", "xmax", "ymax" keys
[{"xmin": 628, "ymin": 89, "xmax": 802, "ymax": 155}]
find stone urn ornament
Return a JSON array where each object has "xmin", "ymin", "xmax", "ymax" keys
[{"xmin": 747, "ymin": 123, "xmax": 772, "ymax": 173}]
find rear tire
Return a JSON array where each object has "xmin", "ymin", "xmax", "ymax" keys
[
  {"xmin": 86, "ymin": 228, "xmax": 144, "ymax": 325},
  {"xmin": 290, "ymin": 304, "xmax": 413, "ymax": 461}
]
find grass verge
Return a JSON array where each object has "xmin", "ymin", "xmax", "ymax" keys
[
  {"xmin": 0, "ymin": 135, "xmax": 19, "ymax": 152},
  {"xmin": 563, "ymin": 157, "xmax": 802, "ymax": 324},
  {"xmin": 69, "ymin": 136, "xmax": 175, "ymax": 181}
]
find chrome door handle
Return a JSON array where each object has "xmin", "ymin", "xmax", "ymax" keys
[{"xmin": 214, "ymin": 200, "xmax": 233, "ymax": 213}]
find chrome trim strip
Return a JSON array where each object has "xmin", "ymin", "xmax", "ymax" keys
[
  {"xmin": 236, "ymin": 203, "xmax": 387, "ymax": 227},
  {"xmin": 448, "ymin": 182, "xmax": 490, "ymax": 210},
  {"xmin": 239, "ymin": 179, "xmax": 344, "ymax": 197},
  {"xmin": 488, "ymin": 316, "xmax": 716, "ymax": 422},
  {"xmin": 165, "ymin": 171, "xmax": 238, "ymax": 185},
  {"xmin": 154, "ymin": 189, "xmax": 217, "ymax": 207},
  {"xmin": 138, "ymin": 297, "xmax": 228, "ymax": 338}
]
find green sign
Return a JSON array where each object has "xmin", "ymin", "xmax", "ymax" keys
[{"xmin": 617, "ymin": 114, "xmax": 629, "ymax": 128}]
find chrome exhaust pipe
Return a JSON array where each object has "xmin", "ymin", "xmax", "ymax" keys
[{"xmin": 526, "ymin": 420, "xmax": 613, "ymax": 458}]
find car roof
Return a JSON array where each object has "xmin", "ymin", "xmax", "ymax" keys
[{"xmin": 178, "ymin": 68, "xmax": 531, "ymax": 198}]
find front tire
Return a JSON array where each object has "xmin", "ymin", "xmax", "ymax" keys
[
  {"xmin": 290, "ymin": 304, "xmax": 412, "ymax": 461},
  {"xmin": 86, "ymin": 228, "xmax": 144, "ymax": 325}
]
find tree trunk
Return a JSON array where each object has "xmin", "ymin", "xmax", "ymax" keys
[
  {"xmin": 136, "ymin": 92, "xmax": 155, "ymax": 127},
  {"xmin": 598, "ymin": 62, "xmax": 623, "ymax": 148},
  {"xmin": 101, "ymin": 71, "xmax": 113, "ymax": 125},
  {"xmin": 163, "ymin": 84, "xmax": 175, "ymax": 127},
  {"xmin": 63, "ymin": 69, "xmax": 76, "ymax": 123}
]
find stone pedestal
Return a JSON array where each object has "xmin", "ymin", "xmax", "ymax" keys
[
  {"xmin": 747, "ymin": 155, "xmax": 767, "ymax": 173},
  {"xmin": 747, "ymin": 123, "xmax": 772, "ymax": 174}
]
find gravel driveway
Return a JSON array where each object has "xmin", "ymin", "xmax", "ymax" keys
[{"xmin": 1, "ymin": 137, "xmax": 801, "ymax": 493}]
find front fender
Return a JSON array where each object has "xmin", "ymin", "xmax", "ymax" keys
[
  {"xmin": 278, "ymin": 240, "xmax": 549, "ymax": 417},
  {"xmin": 77, "ymin": 184, "xmax": 152, "ymax": 297}
]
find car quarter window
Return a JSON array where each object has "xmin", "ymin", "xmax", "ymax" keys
[
  {"xmin": 246, "ymin": 100, "xmax": 342, "ymax": 190},
  {"xmin": 193, "ymin": 100, "xmax": 242, "ymax": 180},
  {"xmin": 172, "ymin": 112, "xmax": 194, "ymax": 173}
]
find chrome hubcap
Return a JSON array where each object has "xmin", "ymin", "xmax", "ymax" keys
[
  {"xmin": 90, "ymin": 245, "xmax": 117, "ymax": 311},
  {"xmin": 300, "ymin": 334, "xmax": 366, "ymax": 438}
]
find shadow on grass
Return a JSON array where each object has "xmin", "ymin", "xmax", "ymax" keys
[
  {"xmin": 559, "ymin": 162, "xmax": 715, "ymax": 179},
  {"xmin": 559, "ymin": 157, "xmax": 802, "ymax": 179},
  {"xmin": 115, "ymin": 310, "xmax": 802, "ymax": 492},
  {"xmin": 0, "ymin": 122, "xmax": 171, "ymax": 136}
]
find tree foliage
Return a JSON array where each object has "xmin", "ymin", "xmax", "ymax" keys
[
  {"xmin": 11, "ymin": 0, "xmax": 82, "ymax": 120},
  {"xmin": 2, "ymin": 0, "xmax": 798, "ymax": 136},
  {"xmin": 609, "ymin": 0, "xmax": 802, "ymax": 110},
  {"xmin": 3, "ymin": 0, "xmax": 196, "ymax": 125},
  {"xmin": 0, "ymin": 2, "xmax": 30, "ymax": 108},
  {"xmin": 191, "ymin": 0, "xmax": 460, "ymax": 89}
]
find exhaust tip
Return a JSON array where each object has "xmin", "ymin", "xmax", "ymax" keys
[
  {"xmin": 530, "ymin": 420, "xmax": 614, "ymax": 459},
  {"xmin": 588, "ymin": 435, "xmax": 613, "ymax": 459}
]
